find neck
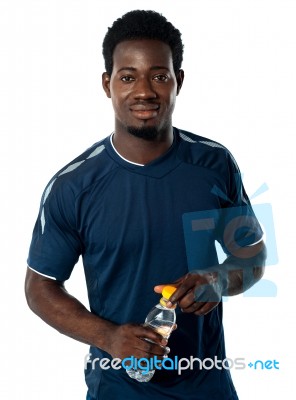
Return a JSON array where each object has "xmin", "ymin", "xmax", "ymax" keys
[{"xmin": 112, "ymin": 127, "xmax": 174, "ymax": 165}]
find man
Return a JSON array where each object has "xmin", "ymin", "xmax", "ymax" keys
[{"xmin": 25, "ymin": 10, "xmax": 266, "ymax": 400}]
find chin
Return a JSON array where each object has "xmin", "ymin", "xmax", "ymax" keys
[{"xmin": 127, "ymin": 126, "xmax": 159, "ymax": 141}]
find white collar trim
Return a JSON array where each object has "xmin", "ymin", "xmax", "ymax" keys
[{"xmin": 110, "ymin": 134, "xmax": 145, "ymax": 167}]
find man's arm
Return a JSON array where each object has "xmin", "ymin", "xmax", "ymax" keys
[
  {"xmin": 219, "ymin": 239, "xmax": 266, "ymax": 296},
  {"xmin": 25, "ymin": 267, "xmax": 167, "ymax": 360},
  {"xmin": 154, "ymin": 240, "xmax": 267, "ymax": 316}
]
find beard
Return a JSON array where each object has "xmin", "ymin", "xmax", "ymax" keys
[{"xmin": 127, "ymin": 126, "xmax": 159, "ymax": 141}]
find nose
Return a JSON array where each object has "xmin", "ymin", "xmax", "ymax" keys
[{"xmin": 133, "ymin": 77, "xmax": 157, "ymax": 100}]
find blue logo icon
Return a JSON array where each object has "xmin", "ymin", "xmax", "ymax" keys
[{"xmin": 182, "ymin": 181, "xmax": 278, "ymax": 297}]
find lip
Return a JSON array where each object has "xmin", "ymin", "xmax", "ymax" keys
[
  {"xmin": 130, "ymin": 110, "xmax": 159, "ymax": 120},
  {"xmin": 130, "ymin": 103, "xmax": 160, "ymax": 111},
  {"xmin": 130, "ymin": 104, "xmax": 160, "ymax": 120}
]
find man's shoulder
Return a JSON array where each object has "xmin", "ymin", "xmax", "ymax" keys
[
  {"xmin": 177, "ymin": 128, "xmax": 227, "ymax": 151},
  {"xmin": 176, "ymin": 128, "xmax": 234, "ymax": 171},
  {"xmin": 42, "ymin": 136, "xmax": 116, "ymax": 200}
]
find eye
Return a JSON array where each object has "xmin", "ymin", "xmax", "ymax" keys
[
  {"xmin": 153, "ymin": 74, "xmax": 169, "ymax": 82},
  {"xmin": 120, "ymin": 76, "xmax": 135, "ymax": 82}
]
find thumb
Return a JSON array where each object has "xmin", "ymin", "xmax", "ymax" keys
[
  {"xmin": 153, "ymin": 284, "xmax": 167, "ymax": 293},
  {"xmin": 154, "ymin": 277, "xmax": 184, "ymax": 294}
]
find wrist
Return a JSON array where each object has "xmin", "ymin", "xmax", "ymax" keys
[
  {"xmin": 90, "ymin": 317, "xmax": 118, "ymax": 353},
  {"xmin": 216, "ymin": 270, "xmax": 229, "ymax": 297},
  {"xmin": 201, "ymin": 270, "xmax": 228, "ymax": 296}
]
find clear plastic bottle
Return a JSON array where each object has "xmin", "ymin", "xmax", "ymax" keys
[{"xmin": 126, "ymin": 285, "xmax": 177, "ymax": 382}]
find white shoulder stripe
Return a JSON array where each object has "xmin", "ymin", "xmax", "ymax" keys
[
  {"xmin": 87, "ymin": 144, "xmax": 105, "ymax": 159},
  {"xmin": 179, "ymin": 132, "xmax": 241, "ymax": 174},
  {"xmin": 198, "ymin": 140, "xmax": 240, "ymax": 171},
  {"xmin": 198, "ymin": 140, "xmax": 225, "ymax": 149},
  {"xmin": 42, "ymin": 178, "xmax": 57, "ymax": 205},
  {"xmin": 40, "ymin": 144, "xmax": 106, "ymax": 234},
  {"xmin": 179, "ymin": 132, "xmax": 197, "ymax": 143},
  {"xmin": 179, "ymin": 132, "xmax": 225, "ymax": 150},
  {"xmin": 59, "ymin": 160, "xmax": 85, "ymax": 176}
]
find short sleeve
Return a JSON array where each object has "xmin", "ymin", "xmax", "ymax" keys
[
  {"xmin": 27, "ymin": 177, "xmax": 82, "ymax": 281},
  {"xmin": 216, "ymin": 150, "xmax": 264, "ymax": 256}
]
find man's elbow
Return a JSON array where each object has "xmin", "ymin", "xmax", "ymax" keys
[
  {"xmin": 253, "ymin": 265, "xmax": 265, "ymax": 282},
  {"xmin": 24, "ymin": 267, "xmax": 38, "ymax": 313},
  {"xmin": 253, "ymin": 241, "xmax": 267, "ymax": 281},
  {"xmin": 24, "ymin": 267, "xmax": 52, "ymax": 315}
]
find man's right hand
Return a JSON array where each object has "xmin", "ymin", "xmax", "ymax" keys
[
  {"xmin": 25, "ymin": 268, "xmax": 168, "ymax": 362},
  {"xmin": 105, "ymin": 323, "xmax": 168, "ymax": 361}
]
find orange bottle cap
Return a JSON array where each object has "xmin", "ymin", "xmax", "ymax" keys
[{"xmin": 161, "ymin": 285, "xmax": 177, "ymax": 300}]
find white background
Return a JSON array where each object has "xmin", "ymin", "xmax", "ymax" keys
[{"xmin": 1, "ymin": 0, "xmax": 295, "ymax": 398}]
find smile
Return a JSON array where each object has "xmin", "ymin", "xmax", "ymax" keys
[{"xmin": 130, "ymin": 104, "xmax": 160, "ymax": 120}]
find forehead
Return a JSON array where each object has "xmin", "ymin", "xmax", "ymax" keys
[{"xmin": 112, "ymin": 39, "xmax": 173, "ymax": 72}]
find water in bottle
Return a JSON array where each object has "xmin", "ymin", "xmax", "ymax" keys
[{"xmin": 126, "ymin": 285, "xmax": 177, "ymax": 382}]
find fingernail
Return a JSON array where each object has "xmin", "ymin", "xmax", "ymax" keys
[{"xmin": 161, "ymin": 339, "xmax": 168, "ymax": 346}]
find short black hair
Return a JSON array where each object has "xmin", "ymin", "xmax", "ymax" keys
[{"xmin": 102, "ymin": 10, "xmax": 184, "ymax": 76}]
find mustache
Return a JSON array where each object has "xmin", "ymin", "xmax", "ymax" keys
[{"xmin": 129, "ymin": 102, "xmax": 160, "ymax": 110}]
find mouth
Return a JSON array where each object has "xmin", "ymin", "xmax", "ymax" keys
[{"xmin": 129, "ymin": 104, "xmax": 160, "ymax": 120}]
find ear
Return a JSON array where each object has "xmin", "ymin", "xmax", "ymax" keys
[
  {"xmin": 102, "ymin": 72, "xmax": 111, "ymax": 98},
  {"xmin": 176, "ymin": 69, "xmax": 184, "ymax": 95}
]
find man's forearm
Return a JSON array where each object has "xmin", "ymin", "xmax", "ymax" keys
[
  {"xmin": 219, "ymin": 240, "xmax": 267, "ymax": 296},
  {"xmin": 25, "ymin": 268, "xmax": 116, "ymax": 352},
  {"xmin": 220, "ymin": 264, "xmax": 264, "ymax": 296},
  {"xmin": 25, "ymin": 268, "xmax": 169, "ymax": 361}
]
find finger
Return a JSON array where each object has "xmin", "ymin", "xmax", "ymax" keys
[
  {"xmin": 194, "ymin": 284, "xmax": 222, "ymax": 303},
  {"xmin": 138, "ymin": 339, "xmax": 168, "ymax": 357},
  {"xmin": 130, "ymin": 345, "xmax": 167, "ymax": 360},
  {"xmin": 130, "ymin": 337, "xmax": 168, "ymax": 355},
  {"xmin": 179, "ymin": 286, "xmax": 221, "ymax": 313},
  {"xmin": 181, "ymin": 299, "xmax": 219, "ymax": 315},
  {"xmin": 169, "ymin": 274, "xmax": 198, "ymax": 305},
  {"xmin": 138, "ymin": 325, "xmax": 167, "ymax": 346},
  {"xmin": 179, "ymin": 286, "xmax": 218, "ymax": 313},
  {"xmin": 181, "ymin": 301, "xmax": 207, "ymax": 314},
  {"xmin": 154, "ymin": 277, "xmax": 183, "ymax": 294},
  {"xmin": 177, "ymin": 289, "xmax": 196, "ymax": 310},
  {"xmin": 153, "ymin": 285, "xmax": 167, "ymax": 293},
  {"xmin": 193, "ymin": 302, "xmax": 220, "ymax": 316}
]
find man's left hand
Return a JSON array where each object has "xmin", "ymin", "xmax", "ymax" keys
[{"xmin": 154, "ymin": 271, "xmax": 223, "ymax": 316}]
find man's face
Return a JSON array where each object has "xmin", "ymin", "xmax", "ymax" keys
[{"xmin": 102, "ymin": 39, "xmax": 183, "ymax": 139}]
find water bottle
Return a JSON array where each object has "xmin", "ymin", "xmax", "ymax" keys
[{"xmin": 126, "ymin": 285, "xmax": 177, "ymax": 382}]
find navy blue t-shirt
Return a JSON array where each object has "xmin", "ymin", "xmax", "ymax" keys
[{"xmin": 27, "ymin": 128, "xmax": 262, "ymax": 399}]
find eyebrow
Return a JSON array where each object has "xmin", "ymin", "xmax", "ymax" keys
[{"xmin": 116, "ymin": 66, "xmax": 170, "ymax": 73}]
